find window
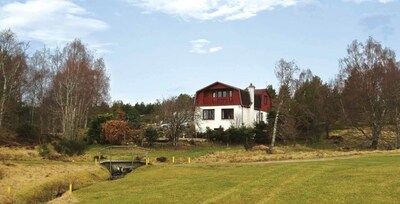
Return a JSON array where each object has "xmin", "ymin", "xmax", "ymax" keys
[
  {"xmin": 213, "ymin": 90, "xmax": 233, "ymax": 98},
  {"xmin": 264, "ymin": 95, "xmax": 268, "ymax": 105},
  {"xmin": 221, "ymin": 109, "xmax": 234, "ymax": 119},
  {"xmin": 203, "ymin": 109, "xmax": 215, "ymax": 120}
]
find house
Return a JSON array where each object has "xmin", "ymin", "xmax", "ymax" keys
[{"xmin": 194, "ymin": 81, "xmax": 272, "ymax": 132}]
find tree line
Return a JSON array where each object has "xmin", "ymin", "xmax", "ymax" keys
[
  {"xmin": 270, "ymin": 37, "xmax": 400, "ymax": 150},
  {"xmin": 0, "ymin": 29, "xmax": 109, "ymax": 144}
]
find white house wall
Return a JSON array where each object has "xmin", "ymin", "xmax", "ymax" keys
[{"xmin": 195, "ymin": 106, "xmax": 268, "ymax": 132}]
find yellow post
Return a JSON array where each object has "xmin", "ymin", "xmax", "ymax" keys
[
  {"xmin": 95, "ymin": 158, "xmax": 98, "ymax": 165},
  {"xmin": 172, "ymin": 156, "xmax": 175, "ymax": 163},
  {"xmin": 7, "ymin": 186, "xmax": 10, "ymax": 194},
  {"xmin": 69, "ymin": 184, "xmax": 72, "ymax": 193},
  {"xmin": 146, "ymin": 158, "xmax": 149, "ymax": 166},
  {"xmin": 188, "ymin": 157, "xmax": 191, "ymax": 164}
]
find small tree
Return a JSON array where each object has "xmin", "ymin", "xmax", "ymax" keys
[
  {"xmin": 293, "ymin": 75, "xmax": 327, "ymax": 143},
  {"xmin": 112, "ymin": 101, "xmax": 141, "ymax": 128},
  {"xmin": 144, "ymin": 127, "xmax": 158, "ymax": 146},
  {"xmin": 158, "ymin": 94, "xmax": 194, "ymax": 146},
  {"xmin": 87, "ymin": 113, "xmax": 113, "ymax": 144}
]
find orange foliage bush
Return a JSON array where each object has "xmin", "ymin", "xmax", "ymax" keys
[{"xmin": 103, "ymin": 120, "xmax": 132, "ymax": 144}]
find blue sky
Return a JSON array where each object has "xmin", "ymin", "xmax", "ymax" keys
[{"xmin": 1, "ymin": 0, "xmax": 399, "ymax": 104}]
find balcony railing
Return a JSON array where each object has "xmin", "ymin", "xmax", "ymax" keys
[{"xmin": 212, "ymin": 97, "xmax": 233, "ymax": 105}]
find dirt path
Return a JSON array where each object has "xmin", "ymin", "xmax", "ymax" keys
[{"xmin": 179, "ymin": 152, "xmax": 400, "ymax": 167}]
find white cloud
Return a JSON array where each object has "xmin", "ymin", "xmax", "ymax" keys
[
  {"xmin": 0, "ymin": 0, "xmax": 109, "ymax": 50},
  {"xmin": 209, "ymin": 46, "xmax": 223, "ymax": 53},
  {"xmin": 190, "ymin": 39, "xmax": 222, "ymax": 54},
  {"xmin": 88, "ymin": 43, "xmax": 118, "ymax": 54},
  {"xmin": 127, "ymin": 0, "xmax": 309, "ymax": 21},
  {"xmin": 343, "ymin": 0, "xmax": 396, "ymax": 3}
]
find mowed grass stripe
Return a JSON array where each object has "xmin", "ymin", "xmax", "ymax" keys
[
  {"xmin": 74, "ymin": 154, "xmax": 400, "ymax": 204},
  {"xmin": 201, "ymin": 165, "xmax": 293, "ymax": 204}
]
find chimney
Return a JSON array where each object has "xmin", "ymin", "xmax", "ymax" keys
[
  {"xmin": 248, "ymin": 83, "xmax": 255, "ymax": 108},
  {"xmin": 247, "ymin": 83, "xmax": 256, "ymax": 126}
]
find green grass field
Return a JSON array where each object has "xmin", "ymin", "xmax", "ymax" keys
[
  {"xmin": 74, "ymin": 154, "xmax": 400, "ymax": 203},
  {"xmin": 85, "ymin": 143, "xmax": 243, "ymax": 162}
]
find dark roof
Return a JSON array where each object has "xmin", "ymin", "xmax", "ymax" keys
[{"xmin": 196, "ymin": 81, "xmax": 242, "ymax": 94}]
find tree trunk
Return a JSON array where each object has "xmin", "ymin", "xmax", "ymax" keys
[
  {"xmin": 0, "ymin": 94, "xmax": 6, "ymax": 128},
  {"xmin": 396, "ymin": 108, "xmax": 400, "ymax": 149},
  {"xmin": 325, "ymin": 122, "xmax": 330, "ymax": 139},
  {"xmin": 370, "ymin": 127, "xmax": 381, "ymax": 150},
  {"xmin": 371, "ymin": 139, "xmax": 378, "ymax": 150},
  {"xmin": 0, "ymin": 69, "xmax": 7, "ymax": 128},
  {"xmin": 396, "ymin": 122, "xmax": 400, "ymax": 149},
  {"xmin": 271, "ymin": 101, "xmax": 282, "ymax": 149}
]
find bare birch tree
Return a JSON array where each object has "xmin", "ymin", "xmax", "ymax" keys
[
  {"xmin": 0, "ymin": 30, "xmax": 28, "ymax": 128},
  {"xmin": 26, "ymin": 48, "xmax": 53, "ymax": 137},
  {"xmin": 383, "ymin": 61, "xmax": 400, "ymax": 148},
  {"xmin": 159, "ymin": 94, "xmax": 193, "ymax": 146},
  {"xmin": 340, "ymin": 37, "xmax": 398, "ymax": 149},
  {"xmin": 48, "ymin": 39, "xmax": 109, "ymax": 140},
  {"xmin": 270, "ymin": 59, "xmax": 299, "ymax": 151}
]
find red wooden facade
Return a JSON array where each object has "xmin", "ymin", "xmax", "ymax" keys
[
  {"xmin": 255, "ymin": 89, "xmax": 272, "ymax": 112},
  {"xmin": 196, "ymin": 82, "xmax": 242, "ymax": 106},
  {"xmin": 195, "ymin": 81, "xmax": 272, "ymax": 112}
]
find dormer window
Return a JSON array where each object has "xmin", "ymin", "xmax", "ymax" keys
[
  {"xmin": 213, "ymin": 90, "xmax": 232, "ymax": 98},
  {"xmin": 211, "ymin": 90, "xmax": 233, "ymax": 105}
]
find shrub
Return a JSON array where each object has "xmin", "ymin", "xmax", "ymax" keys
[
  {"xmin": 240, "ymin": 127, "xmax": 256, "ymax": 151},
  {"xmin": 39, "ymin": 143, "xmax": 50, "ymax": 157},
  {"xmin": 103, "ymin": 120, "xmax": 132, "ymax": 145},
  {"xmin": 226, "ymin": 126, "xmax": 255, "ymax": 150},
  {"xmin": 54, "ymin": 139, "xmax": 86, "ymax": 156},
  {"xmin": 205, "ymin": 126, "xmax": 255, "ymax": 150},
  {"xmin": 144, "ymin": 127, "xmax": 158, "ymax": 146},
  {"xmin": 45, "ymin": 152, "xmax": 64, "ymax": 161},
  {"xmin": 156, "ymin": 157, "xmax": 167, "ymax": 162},
  {"xmin": 16, "ymin": 123, "xmax": 38, "ymax": 140},
  {"xmin": 87, "ymin": 113, "xmax": 113, "ymax": 144},
  {"xmin": 206, "ymin": 127, "xmax": 226, "ymax": 142},
  {"xmin": 254, "ymin": 121, "xmax": 268, "ymax": 144}
]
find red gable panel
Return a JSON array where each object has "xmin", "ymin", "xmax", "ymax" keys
[{"xmin": 195, "ymin": 82, "xmax": 243, "ymax": 107}]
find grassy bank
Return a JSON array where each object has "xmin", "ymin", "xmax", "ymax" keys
[
  {"xmin": 74, "ymin": 154, "xmax": 400, "ymax": 203},
  {"xmin": 0, "ymin": 160, "xmax": 109, "ymax": 203}
]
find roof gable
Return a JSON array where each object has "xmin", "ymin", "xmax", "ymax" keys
[{"xmin": 196, "ymin": 81, "xmax": 241, "ymax": 93}]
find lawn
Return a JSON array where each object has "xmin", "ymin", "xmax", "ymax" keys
[{"xmin": 74, "ymin": 154, "xmax": 400, "ymax": 203}]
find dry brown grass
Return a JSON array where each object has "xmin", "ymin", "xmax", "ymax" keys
[
  {"xmin": 0, "ymin": 146, "xmax": 39, "ymax": 161},
  {"xmin": 194, "ymin": 144, "xmax": 400, "ymax": 164},
  {"xmin": 335, "ymin": 128, "xmax": 398, "ymax": 150},
  {"xmin": 48, "ymin": 191, "xmax": 79, "ymax": 204},
  {"xmin": 0, "ymin": 160, "xmax": 109, "ymax": 203}
]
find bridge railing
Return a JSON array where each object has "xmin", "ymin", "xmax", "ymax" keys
[{"xmin": 98, "ymin": 145, "xmax": 150, "ymax": 163}]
